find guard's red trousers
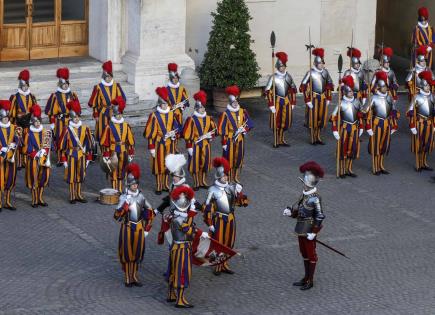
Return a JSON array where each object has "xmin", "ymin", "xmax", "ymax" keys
[{"xmin": 298, "ymin": 236, "xmax": 318, "ymax": 262}]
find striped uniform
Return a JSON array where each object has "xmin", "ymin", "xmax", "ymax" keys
[
  {"xmin": 412, "ymin": 24, "xmax": 435, "ymax": 68},
  {"xmin": 100, "ymin": 118, "xmax": 135, "ymax": 192},
  {"xmin": 217, "ymin": 106, "xmax": 254, "ymax": 183},
  {"xmin": 23, "ymin": 127, "xmax": 52, "ymax": 206},
  {"xmin": 88, "ymin": 82, "xmax": 126, "ymax": 143},
  {"xmin": 144, "ymin": 109, "xmax": 181, "ymax": 192},
  {"xmin": 58, "ymin": 122, "xmax": 93, "ymax": 201},
  {"xmin": 0, "ymin": 123, "xmax": 18, "ymax": 208},
  {"xmin": 182, "ymin": 113, "xmax": 216, "ymax": 188},
  {"xmin": 167, "ymin": 84, "xmax": 190, "ymax": 125}
]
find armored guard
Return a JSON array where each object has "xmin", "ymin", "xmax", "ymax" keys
[
  {"xmin": 371, "ymin": 47, "xmax": 399, "ymax": 102},
  {"xmin": 23, "ymin": 104, "xmax": 52, "ymax": 207},
  {"xmin": 300, "ymin": 48, "xmax": 334, "ymax": 145},
  {"xmin": 0, "ymin": 100, "xmax": 19, "ymax": 211},
  {"xmin": 182, "ymin": 90, "xmax": 217, "ymax": 189},
  {"xmin": 264, "ymin": 51, "xmax": 297, "ymax": 147},
  {"xmin": 217, "ymin": 85, "xmax": 254, "ymax": 183},
  {"xmin": 166, "ymin": 63, "xmax": 190, "ymax": 127},
  {"xmin": 283, "ymin": 161, "xmax": 325, "ymax": 290},
  {"xmin": 58, "ymin": 100, "xmax": 94, "ymax": 203},
  {"xmin": 88, "ymin": 60, "xmax": 126, "ymax": 146},
  {"xmin": 331, "ymin": 76, "xmax": 364, "ymax": 178},
  {"xmin": 9, "ymin": 69, "xmax": 37, "ymax": 169},
  {"xmin": 203, "ymin": 157, "xmax": 249, "ymax": 276},
  {"xmin": 366, "ymin": 72, "xmax": 399, "ymax": 175},
  {"xmin": 412, "ymin": 7, "xmax": 435, "ymax": 68},
  {"xmin": 343, "ymin": 47, "xmax": 368, "ymax": 104},
  {"xmin": 406, "ymin": 45, "xmax": 434, "ymax": 101},
  {"xmin": 114, "ymin": 163, "xmax": 154, "ymax": 287},
  {"xmin": 144, "ymin": 87, "xmax": 181, "ymax": 194},
  {"xmin": 100, "ymin": 97, "xmax": 135, "ymax": 192},
  {"xmin": 407, "ymin": 71, "xmax": 435, "ymax": 171},
  {"xmin": 45, "ymin": 68, "xmax": 79, "ymax": 165}
]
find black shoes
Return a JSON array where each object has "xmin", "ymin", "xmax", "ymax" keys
[
  {"xmin": 292, "ymin": 279, "xmax": 307, "ymax": 287},
  {"xmin": 155, "ymin": 190, "xmax": 162, "ymax": 195},
  {"xmin": 39, "ymin": 202, "xmax": 48, "ymax": 207},
  {"xmin": 221, "ymin": 269, "xmax": 235, "ymax": 275},
  {"xmin": 76, "ymin": 198, "xmax": 88, "ymax": 203},
  {"xmin": 300, "ymin": 281, "xmax": 314, "ymax": 290},
  {"xmin": 5, "ymin": 205, "xmax": 16, "ymax": 211},
  {"xmin": 175, "ymin": 304, "xmax": 194, "ymax": 309},
  {"xmin": 132, "ymin": 281, "xmax": 143, "ymax": 287}
]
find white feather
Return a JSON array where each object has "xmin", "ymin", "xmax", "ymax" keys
[{"xmin": 165, "ymin": 154, "xmax": 187, "ymax": 173}]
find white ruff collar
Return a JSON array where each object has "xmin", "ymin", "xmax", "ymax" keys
[
  {"xmin": 157, "ymin": 106, "xmax": 169, "ymax": 114},
  {"xmin": 173, "ymin": 178, "xmax": 186, "ymax": 186},
  {"xmin": 303, "ymin": 187, "xmax": 317, "ymax": 195},
  {"xmin": 127, "ymin": 189, "xmax": 139, "ymax": 197},
  {"xmin": 416, "ymin": 64, "xmax": 426, "ymax": 72},
  {"xmin": 0, "ymin": 121, "xmax": 11, "ymax": 128},
  {"xmin": 376, "ymin": 91, "xmax": 388, "ymax": 97},
  {"xmin": 418, "ymin": 21, "xmax": 429, "ymax": 28},
  {"xmin": 312, "ymin": 66, "xmax": 323, "ymax": 73},
  {"xmin": 57, "ymin": 87, "xmax": 71, "ymax": 94},
  {"xmin": 111, "ymin": 116, "xmax": 124, "ymax": 124},
  {"xmin": 227, "ymin": 104, "xmax": 240, "ymax": 112},
  {"xmin": 167, "ymin": 81, "xmax": 180, "ymax": 89},
  {"xmin": 382, "ymin": 67, "xmax": 390, "ymax": 73},
  {"xmin": 343, "ymin": 95, "xmax": 354, "ymax": 102},
  {"xmin": 69, "ymin": 120, "xmax": 82, "ymax": 128},
  {"xmin": 18, "ymin": 88, "xmax": 30, "ymax": 96},
  {"xmin": 193, "ymin": 111, "xmax": 206, "ymax": 118},
  {"xmin": 275, "ymin": 70, "xmax": 286, "ymax": 78},
  {"xmin": 420, "ymin": 89, "xmax": 431, "ymax": 96},
  {"xmin": 215, "ymin": 180, "xmax": 228, "ymax": 188},
  {"xmin": 351, "ymin": 67, "xmax": 361, "ymax": 74},
  {"xmin": 174, "ymin": 209, "xmax": 188, "ymax": 217},
  {"xmin": 30, "ymin": 125, "xmax": 43, "ymax": 132},
  {"xmin": 101, "ymin": 79, "xmax": 114, "ymax": 87}
]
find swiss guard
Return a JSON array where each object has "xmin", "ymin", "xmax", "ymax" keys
[
  {"xmin": 371, "ymin": 47, "xmax": 399, "ymax": 102},
  {"xmin": 58, "ymin": 100, "xmax": 94, "ymax": 203},
  {"xmin": 406, "ymin": 45, "xmax": 434, "ymax": 100},
  {"xmin": 300, "ymin": 48, "xmax": 334, "ymax": 145},
  {"xmin": 412, "ymin": 7, "xmax": 434, "ymax": 68},
  {"xmin": 343, "ymin": 47, "xmax": 368, "ymax": 104},
  {"xmin": 217, "ymin": 85, "xmax": 254, "ymax": 183},
  {"xmin": 182, "ymin": 90, "xmax": 217, "ymax": 190},
  {"xmin": 100, "ymin": 97, "xmax": 135, "ymax": 192},
  {"xmin": 331, "ymin": 76, "xmax": 364, "ymax": 178},
  {"xmin": 0, "ymin": 100, "xmax": 18, "ymax": 211},
  {"xmin": 283, "ymin": 161, "xmax": 325, "ymax": 290},
  {"xmin": 114, "ymin": 163, "xmax": 154, "ymax": 287},
  {"xmin": 9, "ymin": 69, "xmax": 37, "ymax": 169},
  {"xmin": 23, "ymin": 104, "xmax": 52, "ymax": 207},
  {"xmin": 264, "ymin": 51, "xmax": 297, "ymax": 147},
  {"xmin": 407, "ymin": 71, "xmax": 435, "ymax": 171},
  {"xmin": 45, "ymin": 67, "xmax": 79, "ymax": 165},
  {"xmin": 88, "ymin": 60, "xmax": 126, "ymax": 146},
  {"xmin": 203, "ymin": 157, "xmax": 249, "ymax": 276},
  {"xmin": 166, "ymin": 63, "xmax": 190, "ymax": 126},
  {"xmin": 144, "ymin": 87, "xmax": 181, "ymax": 194},
  {"xmin": 366, "ymin": 72, "xmax": 399, "ymax": 175}
]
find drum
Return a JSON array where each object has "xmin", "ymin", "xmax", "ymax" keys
[{"xmin": 98, "ymin": 188, "xmax": 120, "ymax": 205}]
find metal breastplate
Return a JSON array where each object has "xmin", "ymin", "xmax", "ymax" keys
[
  {"xmin": 350, "ymin": 70, "xmax": 365, "ymax": 92},
  {"xmin": 274, "ymin": 73, "xmax": 293, "ymax": 97},
  {"xmin": 127, "ymin": 193, "xmax": 146, "ymax": 222},
  {"xmin": 209, "ymin": 185, "xmax": 235, "ymax": 214},
  {"xmin": 340, "ymin": 99, "xmax": 360, "ymax": 123},
  {"xmin": 171, "ymin": 214, "xmax": 190, "ymax": 242},
  {"xmin": 387, "ymin": 69, "xmax": 395, "ymax": 83},
  {"xmin": 294, "ymin": 193, "xmax": 317, "ymax": 235},
  {"xmin": 415, "ymin": 93, "xmax": 434, "ymax": 117},
  {"xmin": 372, "ymin": 95, "xmax": 392, "ymax": 119},
  {"xmin": 310, "ymin": 70, "xmax": 327, "ymax": 94}
]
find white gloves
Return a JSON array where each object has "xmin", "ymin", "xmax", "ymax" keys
[
  {"xmin": 8, "ymin": 142, "xmax": 16, "ymax": 150},
  {"xmin": 187, "ymin": 148, "xmax": 193, "ymax": 156},
  {"xmin": 201, "ymin": 231, "xmax": 210, "ymax": 239},
  {"xmin": 367, "ymin": 129, "xmax": 374, "ymax": 137},
  {"xmin": 222, "ymin": 145, "xmax": 227, "ymax": 151},
  {"xmin": 411, "ymin": 128, "xmax": 417, "ymax": 135},
  {"xmin": 307, "ymin": 233, "xmax": 316, "ymax": 241},
  {"xmin": 391, "ymin": 129, "xmax": 397, "ymax": 135},
  {"xmin": 269, "ymin": 106, "xmax": 276, "ymax": 114},
  {"xmin": 128, "ymin": 155, "xmax": 133, "ymax": 162},
  {"xmin": 282, "ymin": 208, "xmax": 292, "ymax": 216},
  {"xmin": 428, "ymin": 46, "xmax": 432, "ymax": 52},
  {"xmin": 306, "ymin": 102, "xmax": 313, "ymax": 109},
  {"xmin": 37, "ymin": 149, "xmax": 46, "ymax": 158},
  {"xmin": 103, "ymin": 156, "xmax": 110, "ymax": 163},
  {"xmin": 208, "ymin": 225, "xmax": 215, "ymax": 233},
  {"xmin": 362, "ymin": 98, "xmax": 367, "ymax": 106},
  {"xmin": 50, "ymin": 123, "xmax": 55, "ymax": 130},
  {"xmin": 150, "ymin": 149, "xmax": 156, "ymax": 158},
  {"xmin": 359, "ymin": 129, "xmax": 364, "ymax": 137},
  {"xmin": 63, "ymin": 162, "xmax": 68, "ymax": 169},
  {"xmin": 86, "ymin": 160, "xmax": 90, "ymax": 168},
  {"xmin": 326, "ymin": 100, "xmax": 330, "ymax": 107},
  {"xmin": 0, "ymin": 147, "xmax": 8, "ymax": 153},
  {"xmin": 291, "ymin": 105, "xmax": 295, "ymax": 110},
  {"xmin": 235, "ymin": 183, "xmax": 243, "ymax": 193},
  {"xmin": 333, "ymin": 131, "xmax": 340, "ymax": 140},
  {"xmin": 205, "ymin": 133, "xmax": 213, "ymax": 139},
  {"xmin": 144, "ymin": 231, "xmax": 149, "ymax": 238}
]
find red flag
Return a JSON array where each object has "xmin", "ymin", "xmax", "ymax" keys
[{"xmin": 191, "ymin": 231, "xmax": 238, "ymax": 266}]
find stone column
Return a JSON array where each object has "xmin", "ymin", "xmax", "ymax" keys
[{"xmin": 122, "ymin": 0, "xmax": 199, "ymax": 108}]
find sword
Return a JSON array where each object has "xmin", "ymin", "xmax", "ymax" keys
[{"xmin": 315, "ymin": 238, "xmax": 350, "ymax": 259}]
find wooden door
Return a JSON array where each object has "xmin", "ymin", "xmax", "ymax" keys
[{"xmin": 59, "ymin": 0, "xmax": 88, "ymax": 57}]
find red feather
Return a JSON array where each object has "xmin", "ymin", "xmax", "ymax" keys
[
  {"xmin": 419, "ymin": 70, "xmax": 434, "ymax": 85},
  {"xmin": 275, "ymin": 52, "xmax": 288, "ymax": 65},
  {"xmin": 0, "ymin": 100, "xmax": 11, "ymax": 111},
  {"xmin": 126, "ymin": 163, "xmax": 141, "ymax": 179},
  {"xmin": 419, "ymin": 7, "xmax": 429, "ymax": 19},
  {"xmin": 416, "ymin": 45, "xmax": 429, "ymax": 56},
  {"xmin": 56, "ymin": 67, "xmax": 70, "ymax": 80},
  {"xmin": 347, "ymin": 47, "xmax": 361, "ymax": 59},
  {"xmin": 155, "ymin": 86, "xmax": 169, "ymax": 101},
  {"xmin": 225, "ymin": 85, "xmax": 240, "ymax": 97},
  {"xmin": 375, "ymin": 71, "xmax": 388, "ymax": 83},
  {"xmin": 299, "ymin": 161, "xmax": 325, "ymax": 178},
  {"xmin": 167, "ymin": 63, "xmax": 178, "ymax": 72},
  {"xmin": 382, "ymin": 47, "xmax": 393, "ymax": 58},
  {"xmin": 102, "ymin": 60, "xmax": 113, "ymax": 74},
  {"xmin": 18, "ymin": 69, "xmax": 30, "ymax": 82},
  {"xmin": 312, "ymin": 48, "xmax": 324, "ymax": 58},
  {"xmin": 66, "ymin": 99, "xmax": 81, "ymax": 115},
  {"xmin": 193, "ymin": 90, "xmax": 207, "ymax": 105},
  {"xmin": 341, "ymin": 75, "xmax": 354, "ymax": 89},
  {"xmin": 213, "ymin": 157, "xmax": 230, "ymax": 174},
  {"xmin": 171, "ymin": 185, "xmax": 194, "ymax": 201},
  {"xmin": 30, "ymin": 104, "xmax": 42, "ymax": 118}
]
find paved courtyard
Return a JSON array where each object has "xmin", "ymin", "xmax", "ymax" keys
[{"xmin": 1, "ymin": 95, "xmax": 435, "ymax": 315}]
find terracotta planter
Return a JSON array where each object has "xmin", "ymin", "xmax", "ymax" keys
[{"xmin": 212, "ymin": 87, "xmax": 228, "ymax": 113}]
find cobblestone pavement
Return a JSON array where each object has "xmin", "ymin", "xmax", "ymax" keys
[{"xmin": 1, "ymin": 94, "xmax": 435, "ymax": 315}]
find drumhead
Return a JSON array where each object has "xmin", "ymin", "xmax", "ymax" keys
[{"xmin": 100, "ymin": 188, "xmax": 119, "ymax": 195}]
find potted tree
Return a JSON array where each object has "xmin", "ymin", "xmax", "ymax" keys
[{"xmin": 199, "ymin": 0, "xmax": 260, "ymax": 112}]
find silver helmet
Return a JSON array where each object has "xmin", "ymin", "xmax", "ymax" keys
[
  {"xmin": 0, "ymin": 109, "xmax": 8, "ymax": 120},
  {"xmin": 298, "ymin": 161, "xmax": 324, "ymax": 188},
  {"xmin": 0, "ymin": 100, "xmax": 10, "ymax": 120},
  {"xmin": 165, "ymin": 154, "xmax": 187, "ymax": 179},
  {"xmin": 126, "ymin": 163, "xmax": 140, "ymax": 187},
  {"xmin": 213, "ymin": 157, "xmax": 229, "ymax": 180},
  {"xmin": 171, "ymin": 186, "xmax": 194, "ymax": 212}
]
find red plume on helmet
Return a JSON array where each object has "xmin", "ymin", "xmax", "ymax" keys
[
  {"xmin": 18, "ymin": 69, "xmax": 30, "ymax": 82},
  {"xmin": 167, "ymin": 63, "xmax": 178, "ymax": 72},
  {"xmin": 382, "ymin": 47, "xmax": 393, "ymax": 58},
  {"xmin": 375, "ymin": 71, "xmax": 388, "ymax": 83},
  {"xmin": 416, "ymin": 45, "xmax": 429, "ymax": 56},
  {"xmin": 275, "ymin": 52, "xmax": 288, "ymax": 65},
  {"xmin": 0, "ymin": 100, "xmax": 11, "ymax": 111},
  {"xmin": 66, "ymin": 99, "xmax": 81, "ymax": 115},
  {"xmin": 418, "ymin": 7, "xmax": 429, "ymax": 19},
  {"xmin": 225, "ymin": 85, "xmax": 240, "ymax": 97},
  {"xmin": 299, "ymin": 161, "xmax": 325, "ymax": 178},
  {"xmin": 126, "ymin": 163, "xmax": 141, "ymax": 180},
  {"xmin": 419, "ymin": 70, "xmax": 434, "ymax": 85},
  {"xmin": 213, "ymin": 157, "xmax": 230, "ymax": 174},
  {"xmin": 312, "ymin": 48, "xmax": 325, "ymax": 58},
  {"xmin": 30, "ymin": 104, "xmax": 42, "ymax": 118},
  {"xmin": 193, "ymin": 90, "xmax": 207, "ymax": 105},
  {"xmin": 102, "ymin": 60, "xmax": 113, "ymax": 75},
  {"xmin": 155, "ymin": 87, "xmax": 169, "ymax": 102},
  {"xmin": 56, "ymin": 67, "xmax": 70, "ymax": 80},
  {"xmin": 347, "ymin": 47, "xmax": 361, "ymax": 59},
  {"xmin": 171, "ymin": 185, "xmax": 195, "ymax": 201},
  {"xmin": 341, "ymin": 75, "xmax": 355, "ymax": 89},
  {"xmin": 111, "ymin": 96, "xmax": 126, "ymax": 114}
]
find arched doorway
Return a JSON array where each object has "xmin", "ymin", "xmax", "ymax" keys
[{"xmin": 0, "ymin": 0, "xmax": 88, "ymax": 61}]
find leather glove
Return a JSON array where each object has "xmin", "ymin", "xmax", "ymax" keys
[
  {"xmin": 367, "ymin": 129, "xmax": 374, "ymax": 137},
  {"xmin": 333, "ymin": 131, "xmax": 340, "ymax": 140},
  {"xmin": 63, "ymin": 162, "xmax": 68, "ymax": 168},
  {"xmin": 222, "ymin": 145, "xmax": 227, "ymax": 151},
  {"xmin": 359, "ymin": 129, "xmax": 364, "ymax": 137},
  {"xmin": 150, "ymin": 149, "xmax": 156, "ymax": 158},
  {"xmin": 411, "ymin": 128, "xmax": 417, "ymax": 135},
  {"xmin": 306, "ymin": 233, "xmax": 316, "ymax": 241},
  {"xmin": 306, "ymin": 102, "xmax": 313, "ymax": 109},
  {"xmin": 269, "ymin": 106, "xmax": 276, "ymax": 114},
  {"xmin": 283, "ymin": 208, "xmax": 292, "ymax": 216},
  {"xmin": 201, "ymin": 231, "xmax": 210, "ymax": 239},
  {"xmin": 144, "ymin": 231, "xmax": 149, "ymax": 238},
  {"xmin": 208, "ymin": 225, "xmax": 215, "ymax": 233},
  {"xmin": 187, "ymin": 148, "xmax": 193, "ymax": 156},
  {"xmin": 128, "ymin": 155, "xmax": 133, "ymax": 162}
]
